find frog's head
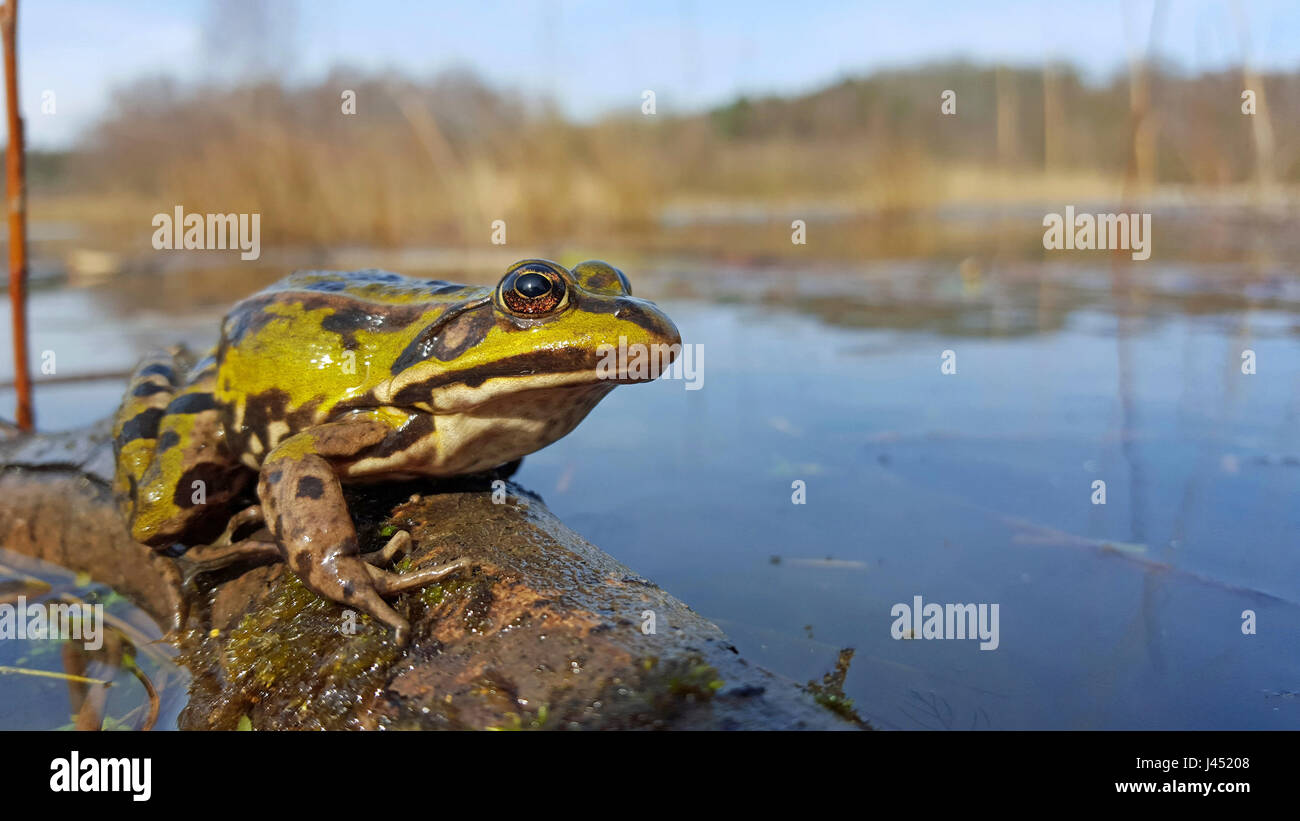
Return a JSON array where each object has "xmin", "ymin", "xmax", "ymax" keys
[{"xmin": 385, "ymin": 259, "xmax": 681, "ymax": 414}]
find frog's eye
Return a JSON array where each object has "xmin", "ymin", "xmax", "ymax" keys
[{"xmin": 498, "ymin": 263, "xmax": 568, "ymax": 316}]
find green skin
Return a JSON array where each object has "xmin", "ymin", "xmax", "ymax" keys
[{"xmin": 111, "ymin": 259, "xmax": 681, "ymax": 644}]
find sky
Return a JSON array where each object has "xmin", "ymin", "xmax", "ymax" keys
[{"xmin": 12, "ymin": 0, "xmax": 1300, "ymax": 148}]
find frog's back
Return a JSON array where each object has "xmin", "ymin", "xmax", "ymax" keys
[
  {"xmin": 220, "ymin": 269, "xmax": 492, "ymax": 364},
  {"xmin": 216, "ymin": 270, "xmax": 493, "ymax": 461},
  {"xmin": 256, "ymin": 269, "xmax": 487, "ymax": 307}
]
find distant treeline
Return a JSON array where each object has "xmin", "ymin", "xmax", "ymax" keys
[{"xmin": 33, "ymin": 62, "xmax": 1300, "ymax": 247}]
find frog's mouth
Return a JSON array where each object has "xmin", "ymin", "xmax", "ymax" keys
[
  {"xmin": 380, "ymin": 345, "xmax": 679, "ymax": 414},
  {"xmin": 424, "ymin": 365, "xmax": 663, "ymax": 413}
]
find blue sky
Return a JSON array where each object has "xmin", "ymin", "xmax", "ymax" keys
[{"xmin": 14, "ymin": 0, "xmax": 1300, "ymax": 148}]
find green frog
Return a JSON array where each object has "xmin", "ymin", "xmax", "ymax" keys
[{"xmin": 111, "ymin": 259, "xmax": 680, "ymax": 645}]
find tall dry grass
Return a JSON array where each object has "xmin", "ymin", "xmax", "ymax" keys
[{"xmin": 39, "ymin": 62, "xmax": 1300, "ymax": 252}]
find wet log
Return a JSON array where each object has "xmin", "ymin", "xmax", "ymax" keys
[{"xmin": 0, "ymin": 422, "xmax": 860, "ymax": 730}]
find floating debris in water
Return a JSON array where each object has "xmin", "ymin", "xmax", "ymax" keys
[{"xmin": 785, "ymin": 557, "xmax": 869, "ymax": 570}]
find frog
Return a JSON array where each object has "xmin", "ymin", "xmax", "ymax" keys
[{"xmin": 111, "ymin": 259, "xmax": 680, "ymax": 645}]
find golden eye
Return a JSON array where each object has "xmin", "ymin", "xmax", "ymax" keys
[{"xmin": 499, "ymin": 265, "xmax": 567, "ymax": 315}]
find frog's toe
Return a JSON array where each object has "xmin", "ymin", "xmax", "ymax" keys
[
  {"xmin": 343, "ymin": 557, "xmax": 470, "ymax": 646},
  {"xmin": 343, "ymin": 584, "xmax": 412, "ymax": 646},
  {"xmin": 213, "ymin": 505, "xmax": 265, "ymax": 546},
  {"xmin": 363, "ymin": 529, "xmax": 411, "ymax": 566},
  {"xmin": 177, "ymin": 534, "xmax": 280, "ymax": 588},
  {"xmin": 365, "ymin": 558, "xmax": 470, "ymax": 594}
]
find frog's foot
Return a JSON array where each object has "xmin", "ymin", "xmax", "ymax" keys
[
  {"xmin": 355, "ymin": 559, "xmax": 471, "ymax": 645},
  {"xmin": 176, "ymin": 533, "xmax": 281, "ymax": 589},
  {"xmin": 212, "ymin": 505, "xmax": 265, "ymax": 546},
  {"xmin": 302, "ymin": 553, "xmax": 471, "ymax": 646},
  {"xmin": 362, "ymin": 529, "xmax": 411, "ymax": 566},
  {"xmin": 257, "ymin": 425, "xmax": 475, "ymax": 646}
]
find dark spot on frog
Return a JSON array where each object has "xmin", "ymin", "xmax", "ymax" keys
[
  {"xmin": 432, "ymin": 304, "xmax": 494, "ymax": 361},
  {"xmin": 262, "ymin": 291, "xmax": 431, "ymax": 347},
  {"xmin": 166, "ymin": 391, "xmax": 218, "ymax": 415},
  {"xmin": 221, "ymin": 295, "xmax": 280, "ymax": 346},
  {"xmin": 231, "ymin": 387, "xmax": 289, "ymax": 449},
  {"xmin": 320, "ymin": 307, "xmax": 389, "ymax": 350},
  {"xmin": 267, "ymin": 469, "xmax": 283, "ymax": 485},
  {"xmin": 174, "ymin": 462, "xmax": 239, "ymax": 509},
  {"xmin": 296, "ymin": 476, "xmax": 325, "ymax": 499},
  {"xmin": 292, "ymin": 550, "xmax": 313, "ymax": 578},
  {"xmin": 389, "ymin": 299, "xmax": 493, "ymax": 374},
  {"xmin": 184, "ymin": 361, "xmax": 217, "ymax": 384},
  {"xmin": 341, "ymin": 580, "xmax": 355, "ymax": 599},
  {"xmin": 358, "ymin": 412, "xmax": 434, "ymax": 461},
  {"xmin": 132, "ymin": 381, "xmax": 171, "ymax": 398},
  {"xmin": 234, "ymin": 388, "xmax": 322, "ymax": 457},
  {"xmin": 137, "ymin": 363, "xmax": 175, "ymax": 382},
  {"xmin": 157, "ymin": 430, "xmax": 181, "ymax": 452},
  {"xmin": 114, "ymin": 407, "xmax": 165, "ymax": 449}
]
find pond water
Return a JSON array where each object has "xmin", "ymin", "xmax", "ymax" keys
[{"xmin": 2, "ymin": 257, "xmax": 1298, "ymax": 729}]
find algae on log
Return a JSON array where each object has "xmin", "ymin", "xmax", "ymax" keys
[{"xmin": 1, "ymin": 422, "xmax": 859, "ymax": 730}]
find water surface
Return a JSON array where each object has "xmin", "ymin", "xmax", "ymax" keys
[{"xmin": 3, "ymin": 258, "xmax": 1298, "ymax": 729}]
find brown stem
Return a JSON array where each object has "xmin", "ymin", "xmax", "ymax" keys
[{"xmin": 1, "ymin": 0, "xmax": 32, "ymax": 431}]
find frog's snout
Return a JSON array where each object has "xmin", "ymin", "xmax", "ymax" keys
[
  {"xmin": 601, "ymin": 297, "xmax": 682, "ymax": 383},
  {"xmin": 616, "ymin": 297, "xmax": 681, "ymax": 352}
]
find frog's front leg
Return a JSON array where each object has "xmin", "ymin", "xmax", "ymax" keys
[{"xmin": 258, "ymin": 418, "xmax": 467, "ymax": 646}]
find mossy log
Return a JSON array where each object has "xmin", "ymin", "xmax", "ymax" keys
[{"xmin": 0, "ymin": 422, "xmax": 858, "ymax": 730}]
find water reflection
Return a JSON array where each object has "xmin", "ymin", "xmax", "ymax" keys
[{"xmin": 0, "ymin": 549, "xmax": 189, "ymax": 730}]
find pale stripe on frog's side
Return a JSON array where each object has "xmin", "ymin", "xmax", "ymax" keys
[{"xmin": 110, "ymin": 259, "xmax": 680, "ymax": 644}]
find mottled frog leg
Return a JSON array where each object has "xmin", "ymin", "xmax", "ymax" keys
[
  {"xmin": 117, "ymin": 353, "xmax": 250, "ymax": 548},
  {"xmin": 258, "ymin": 419, "xmax": 468, "ymax": 646},
  {"xmin": 112, "ymin": 350, "xmax": 183, "ymax": 515}
]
